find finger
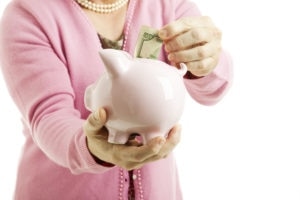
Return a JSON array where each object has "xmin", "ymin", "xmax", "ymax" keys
[
  {"xmin": 143, "ymin": 125, "xmax": 181, "ymax": 162},
  {"xmin": 186, "ymin": 55, "xmax": 219, "ymax": 77},
  {"xmin": 115, "ymin": 136, "xmax": 166, "ymax": 162},
  {"xmin": 84, "ymin": 108, "xmax": 107, "ymax": 136},
  {"xmin": 167, "ymin": 40, "xmax": 221, "ymax": 63},
  {"xmin": 116, "ymin": 127, "xmax": 181, "ymax": 170},
  {"xmin": 159, "ymin": 16, "xmax": 214, "ymax": 40},
  {"xmin": 164, "ymin": 27, "xmax": 220, "ymax": 53},
  {"xmin": 159, "ymin": 125, "xmax": 181, "ymax": 156},
  {"xmin": 166, "ymin": 125, "xmax": 181, "ymax": 143}
]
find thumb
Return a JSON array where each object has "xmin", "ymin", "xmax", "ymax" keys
[{"xmin": 84, "ymin": 108, "xmax": 107, "ymax": 136}]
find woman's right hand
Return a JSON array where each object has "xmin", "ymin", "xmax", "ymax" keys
[{"xmin": 83, "ymin": 108, "xmax": 181, "ymax": 170}]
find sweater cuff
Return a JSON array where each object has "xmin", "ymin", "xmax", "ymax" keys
[
  {"xmin": 90, "ymin": 154, "xmax": 115, "ymax": 167},
  {"xmin": 69, "ymin": 130, "xmax": 116, "ymax": 174}
]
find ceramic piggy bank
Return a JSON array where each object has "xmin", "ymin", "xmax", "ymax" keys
[{"xmin": 84, "ymin": 49, "xmax": 187, "ymax": 144}]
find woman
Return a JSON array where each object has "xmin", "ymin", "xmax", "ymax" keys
[{"xmin": 0, "ymin": 0, "xmax": 232, "ymax": 199}]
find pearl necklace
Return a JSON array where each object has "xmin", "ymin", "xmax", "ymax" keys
[{"xmin": 76, "ymin": 0, "xmax": 129, "ymax": 14}]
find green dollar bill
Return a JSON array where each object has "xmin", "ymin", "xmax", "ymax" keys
[{"xmin": 134, "ymin": 26, "xmax": 163, "ymax": 59}]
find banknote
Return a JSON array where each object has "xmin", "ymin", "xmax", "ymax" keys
[{"xmin": 134, "ymin": 26, "xmax": 163, "ymax": 59}]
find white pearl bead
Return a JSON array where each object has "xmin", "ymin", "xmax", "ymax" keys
[{"xmin": 76, "ymin": 0, "xmax": 128, "ymax": 14}]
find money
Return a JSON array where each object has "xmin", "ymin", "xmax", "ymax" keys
[{"xmin": 134, "ymin": 26, "xmax": 163, "ymax": 59}]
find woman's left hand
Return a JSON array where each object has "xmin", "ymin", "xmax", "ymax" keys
[{"xmin": 158, "ymin": 16, "xmax": 222, "ymax": 77}]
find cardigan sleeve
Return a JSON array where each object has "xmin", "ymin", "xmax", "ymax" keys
[
  {"xmin": 183, "ymin": 50, "xmax": 233, "ymax": 105},
  {"xmin": 174, "ymin": 0, "xmax": 233, "ymax": 105},
  {"xmin": 0, "ymin": 2, "xmax": 112, "ymax": 174}
]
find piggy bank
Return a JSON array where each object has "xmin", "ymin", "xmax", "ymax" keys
[{"xmin": 84, "ymin": 49, "xmax": 187, "ymax": 144}]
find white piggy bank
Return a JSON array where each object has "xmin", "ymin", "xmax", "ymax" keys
[{"xmin": 84, "ymin": 49, "xmax": 187, "ymax": 144}]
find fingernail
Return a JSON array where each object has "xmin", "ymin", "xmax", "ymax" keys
[
  {"xmin": 164, "ymin": 45, "xmax": 170, "ymax": 53},
  {"xmin": 168, "ymin": 53, "xmax": 174, "ymax": 61},
  {"xmin": 99, "ymin": 108, "xmax": 106, "ymax": 122},
  {"xmin": 158, "ymin": 137, "xmax": 166, "ymax": 145},
  {"xmin": 158, "ymin": 29, "xmax": 167, "ymax": 38}
]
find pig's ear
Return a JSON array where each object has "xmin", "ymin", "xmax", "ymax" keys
[{"xmin": 99, "ymin": 49, "xmax": 131, "ymax": 78}]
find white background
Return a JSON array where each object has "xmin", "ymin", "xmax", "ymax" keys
[{"xmin": 1, "ymin": 0, "xmax": 300, "ymax": 199}]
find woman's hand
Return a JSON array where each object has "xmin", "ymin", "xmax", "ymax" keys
[
  {"xmin": 159, "ymin": 16, "xmax": 222, "ymax": 77},
  {"xmin": 83, "ymin": 108, "xmax": 181, "ymax": 170}
]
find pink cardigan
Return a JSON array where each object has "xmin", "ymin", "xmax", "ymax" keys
[{"xmin": 0, "ymin": 0, "xmax": 232, "ymax": 199}]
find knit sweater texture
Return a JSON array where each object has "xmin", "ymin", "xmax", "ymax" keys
[{"xmin": 0, "ymin": 0, "xmax": 232, "ymax": 199}]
